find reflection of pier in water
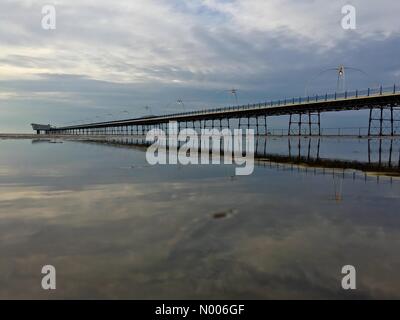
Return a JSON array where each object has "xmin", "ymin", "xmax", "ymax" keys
[
  {"xmin": 70, "ymin": 136, "xmax": 400, "ymax": 181},
  {"xmin": 255, "ymin": 137, "xmax": 400, "ymax": 182},
  {"xmin": 257, "ymin": 137, "xmax": 400, "ymax": 169}
]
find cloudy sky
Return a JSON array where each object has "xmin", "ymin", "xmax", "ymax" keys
[{"xmin": 1, "ymin": 0, "xmax": 400, "ymax": 132}]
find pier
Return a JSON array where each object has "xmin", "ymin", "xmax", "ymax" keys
[{"xmin": 33, "ymin": 85, "xmax": 400, "ymax": 137}]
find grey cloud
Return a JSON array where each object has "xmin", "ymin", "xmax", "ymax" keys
[{"xmin": 0, "ymin": 0, "xmax": 400, "ymax": 131}]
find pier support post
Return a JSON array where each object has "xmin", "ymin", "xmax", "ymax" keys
[
  {"xmin": 368, "ymin": 104, "xmax": 400, "ymax": 136},
  {"xmin": 288, "ymin": 112, "xmax": 320, "ymax": 136},
  {"xmin": 264, "ymin": 116, "xmax": 268, "ymax": 136}
]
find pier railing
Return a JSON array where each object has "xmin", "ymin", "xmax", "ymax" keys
[
  {"xmin": 268, "ymin": 126, "xmax": 400, "ymax": 136},
  {"xmin": 162, "ymin": 84, "xmax": 399, "ymax": 119}
]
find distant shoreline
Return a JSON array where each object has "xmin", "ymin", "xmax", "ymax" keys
[{"xmin": 1, "ymin": 133, "xmax": 399, "ymax": 140}]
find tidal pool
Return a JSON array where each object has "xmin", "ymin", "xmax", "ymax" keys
[{"xmin": 0, "ymin": 137, "xmax": 399, "ymax": 299}]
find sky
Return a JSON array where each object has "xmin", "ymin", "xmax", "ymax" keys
[{"xmin": 0, "ymin": 0, "xmax": 400, "ymax": 132}]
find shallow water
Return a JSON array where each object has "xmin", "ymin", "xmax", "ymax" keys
[{"xmin": 0, "ymin": 137, "xmax": 400, "ymax": 299}]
